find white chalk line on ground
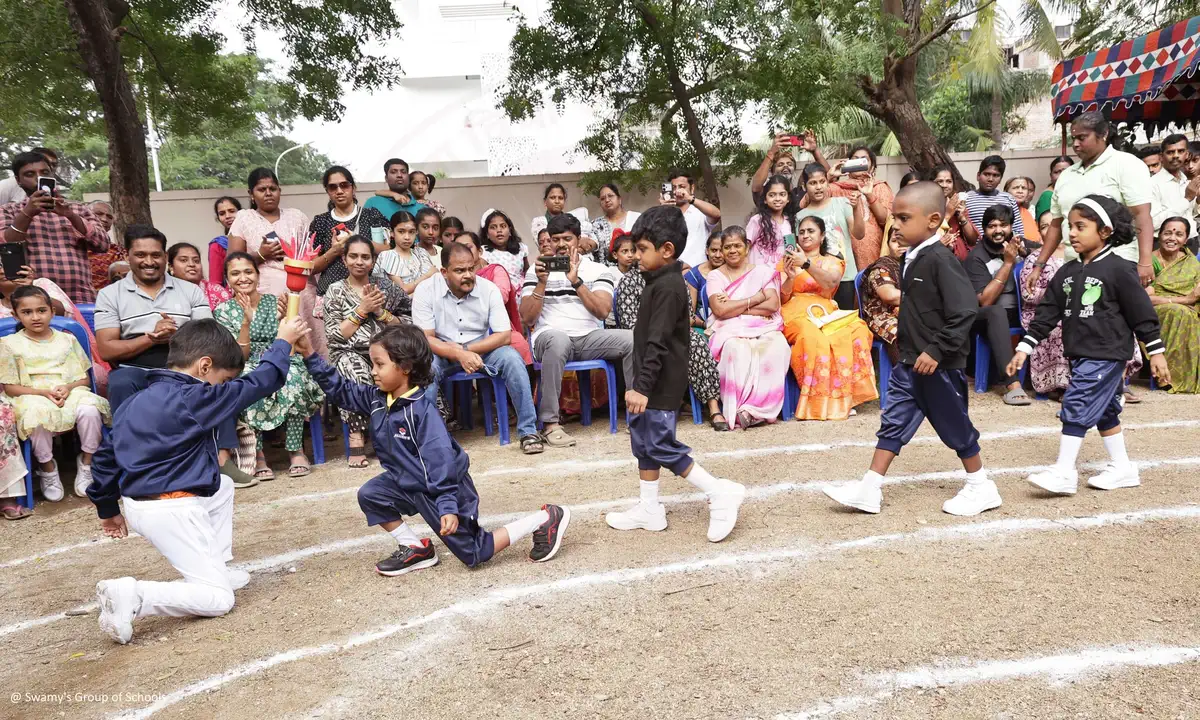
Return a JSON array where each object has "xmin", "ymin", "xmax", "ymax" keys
[
  {"xmin": 770, "ymin": 644, "xmax": 1200, "ymax": 719},
  {"xmin": 7, "ymin": 417, "xmax": 1199, "ymax": 572},
  {"xmin": 6, "ymin": 454, "xmax": 1200, "ymax": 640},
  {"xmin": 110, "ymin": 503, "xmax": 1200, "ymax": 719}
]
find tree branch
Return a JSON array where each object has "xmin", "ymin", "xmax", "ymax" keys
[
  {"xmin": 901, "ymin": 0, "xmax": 999, "ymax": 63},
  {"xmin": 123, "ymin": 21, "xmax": 179, "ymax": 96}
]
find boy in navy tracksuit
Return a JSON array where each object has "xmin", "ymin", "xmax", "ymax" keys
[
  {"xmin": 1009, "ymin": 194, "xmax": 1170, "ymax": 494},
  {"xmin": 604, "ymin": 206, "xmax": 746, "ymax": 542},
  {"xmin": 299, "ymin": 323, "xmax": 569, "ymax": 576},
  {"xmin": 825, "ymin": 182, "xmax": 1003, "ymax": 516},
  {"xmin": 87, "ymin": 317, "xmax": 309, "ymax": 644}
]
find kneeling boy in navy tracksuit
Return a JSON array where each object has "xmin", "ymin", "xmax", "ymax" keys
[
  {"xmin": 604, "ymin": 206, "xmax": 746, "ymax": 541},
  {"xmin": 825, "ymin": 182, "xmax": 1003, "ymax": 516},
  {"xmin": 87, "ymin": 317, "xmax": 309, "ymax": 644},
  {"xmin": 1009, "ymin": 194, "xmax": 1170, "ymax": 494},
  {"xmin": 300, "ymin": 323, "xmax": 569, "ymax": 575}
]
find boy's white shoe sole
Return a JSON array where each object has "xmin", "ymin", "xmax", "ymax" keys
[
  {"xmin": 706, "ymin": 481, "xmax": 746, "ymax": 542},
  {"xmin": 1027, "ymin": 467, "xmax": 1079, "ymax": 496},
  {"xmin": 96, "ymin": 577, "xmax": 138, "ymax": 645},
  {"xmin": 942, "ymin": 481, "xmax": 1003, "ymax": 516},
  {"xmin": 823, "ymin": 482, "xmax": 882, "ymax": 514},
  {"xmin": 605, "ymin": 503, "xmax": 668, "ymax": 532},
  {"xmin": 1087, "ymin": 463, "xmax": 1140, "ymax": 491},
  {"xmin": 227, "ymin": 569, "xmax": 251, "ymax": 591}
]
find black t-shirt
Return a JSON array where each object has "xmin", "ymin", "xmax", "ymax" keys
[{"xmin": 963, "ymin": 240, "xmax": 1041, "ymax": 310}]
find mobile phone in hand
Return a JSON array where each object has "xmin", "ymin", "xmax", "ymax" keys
[
  {"xmin": 539, "ymin": 255, "xmax": 571, "ymax": 273},
  {"xmin": 37, "ymin": 177, "xmax": 56, "ymax": 195}
]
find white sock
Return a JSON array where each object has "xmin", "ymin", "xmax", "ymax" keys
[
  {"xmin": 640, "ymin": 480, "xmax": 659, "ymax": 506},
  {"xmin": 964, "ymin": 468, "xmax": 989, "ymax": 486},
  {"xmin": 504, "ymin": 509, "xmax": 550, "ymax": 544},
  {"xmin": 684, "ymin": 464, "xmax": 725, "ymax": 494},
  {"xmin": 1055, "ymin": 434, "xmax": 1085, "ymax": 472},
  {"xmin": 388, "ymin": 523, "xmax": 422, "ymax": 547},
  {"xmin": 1102, "ymin": 432, "xmax": 1130, "ymax": 466},
  {"xmin": 861, "ymin": 470, "xmax": 884, "ymax": 491}
]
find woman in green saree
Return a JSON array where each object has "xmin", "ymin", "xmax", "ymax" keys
[{"xmin": 1148, "ymin": 217, "xmax": 1200, "ymax": 393}]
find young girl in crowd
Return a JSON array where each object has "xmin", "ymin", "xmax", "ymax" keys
[
  {"xmin": 169, "ymin": 242, "xmax": 231, "ymax": 310},
  {"xmin": 300, "ymin": 323, "xmax": 570, "ymax": 575},
  {"xmin": 796, "ymin": 163, "xmax": 865, "ymax": 310},
  {"xmin": 1010, "ymin": 195, "xmax": 1169, "ymax": 495},
  {"xmin": 215, "ymin": 253, "xmax": 325, "ymax": 480},
  {"xmin": 0, "ymin": 286, "xmax": 110, "ymax": 500},
  {"xmin": 415, "ymin": 207, "xmax": 443, "ymax": 269},
  {"xmin": 747, "ymin": 174, "xmax": 794, "ymax": 267},
  {"xmin": 610, "ymin": 231, "xmax": 637, "ymax": 276},
  {"xmin": 377, "ymin": 211, "xmax": 436, "ymax": 295},
  {"xmin": 209, "ymin": 196, "xmax": 242, "ymax": 286},
  {"xmin": 440, "ymin": 216, "xmax": 465, "ymax": 246},
  {"xmin": 481, "ymin": 209, "xmax": 529, "ymax": 287},
  {"xmin": 408, "ymin": 171, "xmax": 446, "ymax": 216}
]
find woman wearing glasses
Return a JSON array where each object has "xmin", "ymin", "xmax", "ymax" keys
[{"xmin": 309, "ymin": 165, "xmax": 392, "ymax": 296}]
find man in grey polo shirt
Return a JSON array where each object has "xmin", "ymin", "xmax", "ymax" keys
[
  {"xmin": 93, "ymin": 225, "xmax": 255, "ymax": 487},
  {"xmin": 413, "ymin": 242, "xmax": 542, "ymax": 454}
]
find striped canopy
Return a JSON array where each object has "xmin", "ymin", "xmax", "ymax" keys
[{"xmin": 1051, "ymin": 16, "xmax": 1200, "ymax": 132}]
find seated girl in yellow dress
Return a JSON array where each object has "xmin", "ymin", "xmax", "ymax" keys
[{"xmin": 0, "ymin": 287, "xmax": 110, "ymax": 501}]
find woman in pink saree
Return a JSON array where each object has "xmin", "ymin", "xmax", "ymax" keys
[{"xmin": 706, "ymin": 226, "xmax": 790, "ymax": 429}]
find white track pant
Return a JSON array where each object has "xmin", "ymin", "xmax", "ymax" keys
[{"xmin": 121, "ymin": 475, "xmax": 236, "ymax": 619}]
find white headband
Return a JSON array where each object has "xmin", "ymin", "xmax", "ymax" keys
[
  {"xmin": 1074, "ymin": 198, "xmax": 1112, "ymax": 229},
  {"xmin": 481, "ymin": 208, "xmax": 497, "ymax": 228}
]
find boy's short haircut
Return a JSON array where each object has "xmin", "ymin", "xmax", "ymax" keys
[
  {"xmin": 371, "ymin": 324, "xmax": 434, "ymax": 387},
  {"xmin": 895, "ymin": 181, "xmax": 947, "ymax": 216},
  {"xmin": 124, "ymin": 224, "xmax": 168, "ymax": 252},
  {"xmin": 167, "ymin": 319, "xmax": 246, "ymax": 373},
  {"xmin": 546, "ymin": 213, "xmax": 581, "ymax": 238},
  {"xmin": 978, "ymin": 155, "xmax": 1006, "ymax": 175},
  {"xmin": 415, "ymin": 207, "xmax": 441, "ymax": 227},
  {"xmin": 630, "ymin": 205, "xmax": 688, "ymax": 255}
]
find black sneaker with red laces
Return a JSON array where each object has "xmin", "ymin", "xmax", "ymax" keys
[
  {"xmin": 376, "ymin": 538, "xmax": 440, "ymax": 576},
  {"xmin": 529, "ymin": 504, "xmax": 571, "ymax": 562}
]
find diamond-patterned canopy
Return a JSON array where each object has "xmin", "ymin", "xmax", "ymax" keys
[{"xmin": 1052, "ymin": 16, "xmax": 1200, "ymax": 132}]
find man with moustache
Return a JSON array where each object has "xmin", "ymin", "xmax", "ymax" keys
[
  {"xmin": 364, "ymin": 158, "xmax": 427, "ymax": 248},
  {"xmin": 963, "ymin": 204, "xmax": 1037, "ymax": 406}
]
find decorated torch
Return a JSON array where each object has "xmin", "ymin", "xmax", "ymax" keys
[{"xmin": 280, "ymin": 233, "xmax": 319, "ymax": 319}]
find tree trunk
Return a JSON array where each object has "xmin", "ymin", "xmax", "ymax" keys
[
  {"xmin": 62, "ymin": 0, "xmax": 152, "ymax": 236},
  {"xmin": 666, "ymin": 70, "xmax": 721, "ymax": 208},
  {"xmin": 990, "ymin": 87, "xmax": 1003, "ymax": 150}
]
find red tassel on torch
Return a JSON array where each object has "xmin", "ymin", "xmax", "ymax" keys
[{"xmin": 281, "ymin": 232, "xmax": 319, "ymax": 318}]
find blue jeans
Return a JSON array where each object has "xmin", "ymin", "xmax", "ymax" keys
[{"xmin": 427, "ymin": 346, "xmax": 536, "ymax": 438}]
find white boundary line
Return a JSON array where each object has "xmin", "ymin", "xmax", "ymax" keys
[
  {"xmin": 6, "ymin": 455, "xmax": 1200, "ymax": 640},
  {"xmin": 772, "ymin": 644, "xmax": 1200, "ymax": 719},
  {"xmin": 6, "ymin": 417, "xmax": 1199, "ymax": 571},
  {"xmin": 110, "ymin": 504, "xmax": 1200, "ymax": 719}
]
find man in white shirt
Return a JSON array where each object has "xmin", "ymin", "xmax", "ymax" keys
[
  {"xmin": 663, "ymin": 170, "xmax": 721, "ymax": 268},
  {"xmin": 520, "ymin": 213, "xmax": 634, "ymax": 448},
  {"xmin": 1150, "ymin": 133, "xmax": 1198, "ymax": 245},
  {"xmin": 413, "ymin": 243, "xmax": 543, "ymax": 454}
]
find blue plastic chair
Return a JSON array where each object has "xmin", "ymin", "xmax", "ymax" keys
[
  {"xmin": 973, "ymin": 261, "xmax": 1028, "ymax": 392},
  {"xmin": 443, "ymin": 371, "xmax": 511, "ymax": 445},
  {"xmin": 613, "ymin": 282, "xmax": 701, "ymax": 426},
  {"xmin": 534, "ymin": 358, "xmax": 619, "ymax": 434},
  {"xmin": 75, "ymin": 303, "xmax": 96, "ymax": 332}
]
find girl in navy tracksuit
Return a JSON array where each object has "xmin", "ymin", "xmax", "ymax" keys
[
  {"xmin": 1009, "ymin": 194, "xmax": 1169, "ymax": 495},
  {"xmin": 301, "ymin": 323, "xmax": 570, "ymax": 576}
]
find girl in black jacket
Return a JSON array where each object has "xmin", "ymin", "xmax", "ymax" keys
[{"xmin": 1008, "ymin": 194, "xmax": 1170, "ymax": 496}]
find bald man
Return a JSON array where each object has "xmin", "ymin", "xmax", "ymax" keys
[{"xmin": 825, "ymin": 182, "xmax": 1001, "ymax": 517}]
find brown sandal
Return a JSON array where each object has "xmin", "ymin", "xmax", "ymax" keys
[
  {"xmin": 347, "ymin": 451, "xmax": 369, "ymax": 469},
  {"xmin": 1, "ymin": 503, "xmax": 32, "ymax": 520}
]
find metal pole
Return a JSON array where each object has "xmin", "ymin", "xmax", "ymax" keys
[
  {"xmin": 146, "ymin": 103, "xmax": 162, "ymax": 192},
  {"xmin": 275, "ymin": 142, "xmax": 312, "ymax": 178}
]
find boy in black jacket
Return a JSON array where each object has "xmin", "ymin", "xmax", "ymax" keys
[
  {"xmin": 605, "ymin": 206, "xmax": 746, "ymax": 542},
  {"xmin": 825, "ymin": 182, "xmax": 1003, "ymax": 516},
  {"xmin": 1008, "ymin": 195, "xmax": 1170, "ymax": 494}
]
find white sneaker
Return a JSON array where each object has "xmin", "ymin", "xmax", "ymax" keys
[
  {"xmin": 74, "ymin": 455, "xmax": 92, "ymax": 498},
  {"xmin": 823, "ymin": 481, "xmax": 882, "ymax": 514},
  {"xmin": 706, "ymin": 481, "xmax": 746, "ymax": 542},
  {"xmin": 96, "ymin": 577, "xmax": 139, "ymax": 645},
  {"xmin": 605, "ymin": 502, "xmax": 668, "ymax": 532},
  {"xmin": 37, "ymin": 467, "xmax": 64, "ymax": 502},
  {"xmin": 1027, "ymin": 466, "xmax": 1078, "ymax": 495},
  {"xmin": 942, "ymin": 480, "xmax": 1003, "ymax": 516},
  {"xmin": 1087, "ymin": 463, "xmax": 1140, "ymax": 491},
  {"xmin": 227, "ymin": 569, "xmax": 251, "ymax": 591}
]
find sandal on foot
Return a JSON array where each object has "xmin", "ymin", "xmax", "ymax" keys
[
  {"xmin": 541, "ymin": 427, "xmax": 576, "ymax": 448},
  {"xmin": 347, "ymin": 453, "xmax": 369, "ymax": 469},
  {"xmin": 288, "ymin": 458, "xmax": 311, "ymax": 478},
  {"xmin": 1003, "ymin": 388, "xmax": 1032, "ymax": 406},
  {"xmin": 1, "ymin": 504, "xmax": 32, "ymax": 520},
  {"xmin": 253, "ymin": 466, "xmax": 275, "ymax": 481},
  {"xmin": 1123, "ymin": 390, "xmax": 1141, "ymax": 404},
  {"xmin": 520, "ymin": 434, "xmax": 545, "ymax": 455},
  {"xmin": 710, "ymin": 412, "xmax": 730, "ymax": 432}
]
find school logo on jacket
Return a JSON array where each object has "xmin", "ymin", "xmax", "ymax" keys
[
  {"xmin": 395, "ymin": 424, "xmax": 411, "ymax": 444},
  {"xmin": 1079, "ymin": 278, "xmax": 1103, "ymax": 318},
  {"xmin": 1062, "ymin": 276, "xmax": 1074, "ymax": 317}
]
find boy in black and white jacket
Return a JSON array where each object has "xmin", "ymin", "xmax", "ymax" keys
[{"xmin": 1009, "ymin": 194, "xmax": 1170, "ymax": 494}]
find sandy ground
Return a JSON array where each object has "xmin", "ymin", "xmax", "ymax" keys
[{"xmin": 3, "ymin": 388, "xmax": 1200, "ymax": 720}]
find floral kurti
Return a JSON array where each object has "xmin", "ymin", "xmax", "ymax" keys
[
  {"xmin": 214, "ymin": 295, "xmax": 324, "ymax": 434},
  {"xmin": 0, "ymin": 330, "xmax": 110, "ymax": 440}
]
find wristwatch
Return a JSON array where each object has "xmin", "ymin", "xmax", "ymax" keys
[
  {"xmin": 571, "ymin": 278, "xmax": 584, "ymax": 289},
  {"xmin": 801, "ymin": 259, "xmax": 811, "ymax": 271}
]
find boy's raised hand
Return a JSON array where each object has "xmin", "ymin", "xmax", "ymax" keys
[
  {"xmin": 439, "ymin": 513, "xmax": 459, "ymax": 537},
  {"xmin": 1149, "ymin": 353, "xmax": 1171, "ymax": 388},
  {"xmin": 1006, "ymin": 351, "xmax": 1028, "ymax": 380},
  {"xmin": 277, "ymin": 316, "xmax": 311, "ymax": 347}
]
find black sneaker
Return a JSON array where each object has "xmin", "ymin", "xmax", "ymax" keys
[
  {"xmin": 529, "ymin": 504, "xmax": 571, "ymax": 563},
  {"xmin": 375, "ymin": 539, "xmax": 440, "ymax": 576}
]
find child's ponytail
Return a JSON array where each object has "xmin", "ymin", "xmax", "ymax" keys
[{"xmin": 1071, "ymin": 194, "xmax": 1134, "ymax": 247}]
